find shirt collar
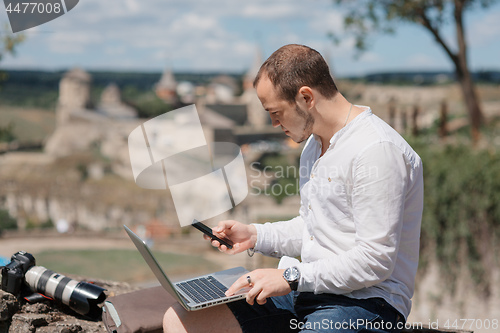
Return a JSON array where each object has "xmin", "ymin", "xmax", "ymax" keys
[{"xmin": 312, "ymin": 106, "xmax": 372, "ymax": 151}]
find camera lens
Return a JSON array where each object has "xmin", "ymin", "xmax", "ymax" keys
[{"xmin": 24, "ymin": 266, "xmax": 106, "ymax": 319}]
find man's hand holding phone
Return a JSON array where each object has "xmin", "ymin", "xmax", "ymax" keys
[
  {"xmin": 192, "ymin": 219, "xmax": 234, "ymax": 249},
  {"xmin": 193, "ymin": 219, "xmax": 257, "ymax": 255}
]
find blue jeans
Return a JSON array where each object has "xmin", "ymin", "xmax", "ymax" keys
[{"xmin": 227, "ymin": 292, "xmax": 405, "ymax": 333}]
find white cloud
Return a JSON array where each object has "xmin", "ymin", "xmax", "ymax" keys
[
  {"xmin": 359, "ymin": 52, "xmax": 382, "ymax": 63},
  {"xmin": 3, "ymin": 0, "xmax": 344, "ymax": 71},
  {"xmin": 125, "ymin": 0, "xmax": 140, "ymax": 14},
  {"xmin": 267, "ymin": 32, "xmax": 302, "ymax": 47},
  {"xmin": 309, "ymin": 11, "xmax": 344, "ymax": 34},
  {"xmin": 171, "ymin": 13, "xmax": 219, "ymax": 34},
  {"xmin": 6, "ymin": 0, "xmax": 491, "ymax": 74},
  {"xmin": 405, "ymin": 53, "xmax": 441, "ymax": 68},
  {"xmin": 241, "ymin": 3, "xmax": 303, "ymax": 20},
  {"xmin": 48, "ymin": 32, "xmax": 104, "ymax": 54}
]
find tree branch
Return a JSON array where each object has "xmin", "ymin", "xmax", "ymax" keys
[{"xmin": 418, "ymin": 9, "xmax": 459, "ymax": 67}]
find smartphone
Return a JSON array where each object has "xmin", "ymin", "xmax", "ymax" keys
[{"xmin": 191, "ymin": 219, "xmax": 233, "ymax": 249}]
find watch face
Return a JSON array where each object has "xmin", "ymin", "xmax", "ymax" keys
[{"xmin": 285, "ymin": 267, "xmax": 300, "ymax": 281}]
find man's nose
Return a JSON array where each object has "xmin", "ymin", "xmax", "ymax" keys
[{"xmin": 270, "ymin": 114, "xmax": 280, "ymax": 128}]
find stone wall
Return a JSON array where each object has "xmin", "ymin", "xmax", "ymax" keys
[
  {"xmin": 409, "ymin": 262, "xmax": 500, "ymax": 333},
  {"xmin": 0, "ymin": 278, "xmax": 137, "ymax": 333},
  {"xmin": 0, "ymin": 153, "xmax": 178, "ymax": 232}
]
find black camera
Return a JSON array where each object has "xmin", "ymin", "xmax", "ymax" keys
[
  {"xmin": 1, "ymin": 251, "xmax": 35, "ymax": 295},
  {"xmin": 1, "ymin": 251, "xmax": 106, "ymax": 319}
]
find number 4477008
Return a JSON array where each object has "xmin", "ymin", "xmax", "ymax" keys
[
  {"xmin": 444, "ymin": 318, "xmax": 498, "ymax": 330},
  {"xmin": 5, "ymin": 2, "xmax": 62, "ymax": 14}
]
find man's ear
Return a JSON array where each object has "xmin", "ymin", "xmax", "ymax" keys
[{"xmin": 296, "ymin": 86, "xmax": 315, "ymax": 109}]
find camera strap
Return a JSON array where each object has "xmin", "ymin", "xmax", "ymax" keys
[{"xmin": 24, "ymin": 292, "xmax": 54, "ymax": 303}]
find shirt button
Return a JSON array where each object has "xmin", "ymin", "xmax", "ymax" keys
[
  {"xmin": 308, "ymin": 204, "xmax": 311, "ymax": 210},
  {"xmin": 311, "ymin": 174, "xmax": 314, "ymax": 178},
  {"xmin": 328, "ymin": 177, "xmax": 331, "ymax": 182},
  {"xmin": 310, "ymin": 236, "xmax": 314, "ymax": 241}
]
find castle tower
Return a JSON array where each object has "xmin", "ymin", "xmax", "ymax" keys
[
  {"xmin": 57, "ymin": 68, "xmax": 91, "ymax": 125},
  {"xmin": 100, "ymin": 83, "xmax": 121, "ymax": 105},
  {"xmin": 98, "ymin": 83, "xmax": 137, "ymax": 119},
  {"xmin": 155, "ymin": 68, "xmax": 178, "ymax": 104}
]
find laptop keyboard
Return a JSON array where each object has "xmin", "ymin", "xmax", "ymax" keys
[{"xmin": 176, "ymin": 276, "xmax": 229, "ymax": 304}]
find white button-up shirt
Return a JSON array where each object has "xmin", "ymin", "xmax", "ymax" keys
[{"xmin": 254, "ymin": 107, "xmax": 423, "ymax": 319}]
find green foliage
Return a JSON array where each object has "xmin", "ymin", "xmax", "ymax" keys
[
  {"xmin": 412, "ymin": 139, "xmax": 500, "ymax": 294},
  {"xmin": 40, "ymin": 218, "xmax": 54, "ymax": 229},
  {"xmin": 0, "ymin": 23, "xmax": 25, "ymax": 91},
  {"xmin": 127, "ymin": 91, "xmax": 174, "ymax": 118},
  {"xmin": 0, "ymin": 70, "xmax": 60, "ymax": 109},
  {"xmin": 332, "ymin": 0, "xmax": 498, "ymax": 55},
  {"xmin": 0, "ymin": 209, "xmax": 17, "ymax": 231},
  {"xmin": 259, "ymin": 153, "xmax": 300, "ymax": 204},
  {"xmin": 0, "ymin": 84, "xmax": 58, "ymax": 109},
  {"xmin": 265, "ymin": 177, "xmax": 299, "ymax": 205},
  {"xmin": 24, "ymin": 218, "xmax": 54, "ymax": 230},
  {"xmin": 25, "ymin": 219, "xmax": 37, "ymax": 230},
  {"xmin": 76, "ymin": 163, "xmax": 89, "ymax": 181},
  {"xmin": 0, "ymin": 122, "xmax": 15, "ymax": 142},
  {"xmin": 0, "ymin": 23, "xmax": 25, "ymax": 62}
]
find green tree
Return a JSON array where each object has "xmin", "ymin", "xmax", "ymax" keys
[
  {"xmin": 333, "ymin": 0, "xmax": 497, "ymax": 144},
  {"xmin": 0, "ymin": 23, "xmax": 25, "ymax": 81},
  {"xmin": 0, "ymin": 209, "xmax": 17, "ymax": 233},
  {"xmin": 0, "ymin": 121, "xmax": 15, "ymax": 142}
]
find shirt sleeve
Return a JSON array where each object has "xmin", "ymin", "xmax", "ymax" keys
[
  {"xmin": 298, "ymin": 141, "xmax": 409, "ymax": 293},
  {"xmin": 252, "ymin": 215, "xmax": 304, "ymax": 258}
]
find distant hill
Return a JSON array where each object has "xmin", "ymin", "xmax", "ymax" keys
[
  {"xmin": 0, "ymin": 68, "xmax": 498, "ymax": 110},
  {"xmin": 349, "ymin": 70, "xmax": 500, "ymax": 85},
  {"xmin": 0, "ymin": 69, "xmax": 244, "ymax": 110}
]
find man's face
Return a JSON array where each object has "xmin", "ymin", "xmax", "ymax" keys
[{"xmin": 256, "ymin": 76, "xmax": 314, "ymax": 143}]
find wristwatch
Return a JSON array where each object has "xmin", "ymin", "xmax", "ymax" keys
[{"xmin": 283, "ymin": 266, "xmax": 300, "ymax": 291}]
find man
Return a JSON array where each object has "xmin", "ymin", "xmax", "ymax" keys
[{"xmin": 163, "ymin": 44, "xmax": 423, "ymax": 333}]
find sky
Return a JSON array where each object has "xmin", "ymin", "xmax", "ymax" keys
[{"xmin": 1, "ymin": 0, "xmax": 499, "ymax": 77}]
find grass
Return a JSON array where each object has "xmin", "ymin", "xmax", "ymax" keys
[
  {"xmin": 34, "ymin": 249, "xmax": 221, "ymax": 283},
  {"xmin": 0, "ymin": 107, "xmax": 55, "ymax": 142}
]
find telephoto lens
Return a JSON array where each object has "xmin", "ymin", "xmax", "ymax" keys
[{"xmin": 24, "ymin": 266, "xmax": 107, "ymax": 319}]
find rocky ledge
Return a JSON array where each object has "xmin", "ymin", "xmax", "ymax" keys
[{"xmin": 0, "ymin": 278, "xmax": 138, "ymax": 333}]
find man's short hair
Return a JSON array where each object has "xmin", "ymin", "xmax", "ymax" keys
[{"xmin": 253, "ymin": 44, "xmax": 338, "ymax": 103}]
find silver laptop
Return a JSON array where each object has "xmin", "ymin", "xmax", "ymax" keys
[{"xmin": 124, "ymin": 225, "xmax": 249, "ymax": 311}]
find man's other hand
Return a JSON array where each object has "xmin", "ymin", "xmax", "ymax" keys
[{"xmin": 225, "ymin": 268, "xmax": 290, "ymax": 305}]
